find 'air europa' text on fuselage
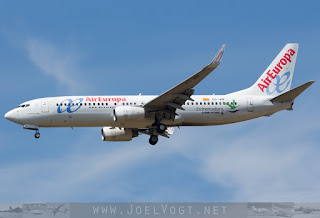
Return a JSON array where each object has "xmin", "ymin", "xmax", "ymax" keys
[{"xmin": 86, "ymin": 97, "xmax": 127, "ymax": 102}]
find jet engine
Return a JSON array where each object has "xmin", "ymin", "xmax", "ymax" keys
[
  {"xmin": 113, "ymin": 106, "xmax": 145, "ymax": 122},
  {"xmin": 101, "ymin": 127, "xmax": 138, "ymax": 141}
]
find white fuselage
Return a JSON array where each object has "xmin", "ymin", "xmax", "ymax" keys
[{"xmin": 5, "ymin": 94, "xmax": 292, "ymax": 128}]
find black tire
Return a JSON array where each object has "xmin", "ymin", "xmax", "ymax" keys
[
  {"xmin": 149, "ymin": 135, "xmax": 158, "ymax": 145},
  {"xmin": 35, "ymin": 132, "xmax": 40, "ymax": 139},
  {"xmin": 156, "ymin": 124, "xmax": 166, "ymax": 134}
]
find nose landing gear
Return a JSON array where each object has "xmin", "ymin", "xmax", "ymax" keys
[{"xmin": 23, "ymin": 124, "xmax": 40, "ymax": 139}]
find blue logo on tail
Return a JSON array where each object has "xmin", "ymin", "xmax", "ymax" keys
[{"xmin": 266, "ymin": 71, "xmax": 291, "ymax": 95}]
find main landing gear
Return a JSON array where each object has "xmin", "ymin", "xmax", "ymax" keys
[
  {"xmin": 149, "ymin": 114, "xmax": 167, "ymax": 145},
  {"xmin": 156, "ymin": 123, "xmax": 166, "ymax": 134},
  {"xmin": 152, "ymin": 114, "xmax": 167, "ymax": 134},
  {"xmin": 149, "ymin": 135, "xmax": 158, "ymax": 145}
]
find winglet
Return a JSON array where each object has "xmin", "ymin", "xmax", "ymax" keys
[{"xmin": 208, "ymin": 44, "xmax": 226, "ymax": 68}]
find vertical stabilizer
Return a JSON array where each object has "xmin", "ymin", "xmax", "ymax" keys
[{"xmin": 233, "ymin": 44, "xmax": 299, "ymax": 96}]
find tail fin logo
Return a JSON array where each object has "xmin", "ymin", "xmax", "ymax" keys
[
  {"xmin": 257, "ymin": 49, "xmax": 296, "ymax": 92},
  {"xmin": 266, "ymin": 71, "xmax": 291, "ymax": 95}
]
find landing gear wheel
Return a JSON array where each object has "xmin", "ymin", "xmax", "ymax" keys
[
  {"xmin": 34, "ymin": 132, "xmax": 40, "ymax": 139},
  {"xmin": 156, "ymin": 124, "xmax": 166, "ymax": 134},
  {"xmin": 149, "ymin": 135, "xmax": 158, "ymax": 145}
]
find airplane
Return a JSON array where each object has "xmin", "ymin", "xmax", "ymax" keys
[
  {"xmin": 24, "ymin": 204, "xmax": 46, "ymax": 215},
  {"xmin": 295, "ymin": 206, "xmax": 320, "ymax": 214},
  {"xmin": 273, "ymin": 209, "xmax": 292, "ymax": 217},
  {"xmin": 48, "ymin": 204, "xmax": 67, "ymax": 216},
  {"xmin": 250, "ymin": 206, "xmax": 269, "ymax": 214},
  {"xmin": 4, "ymin": 43, "xmax": 315, "ymax": 145},
  {"xmin": 0, "ymin": 206, "xmax": 23, "ymax": 213}
]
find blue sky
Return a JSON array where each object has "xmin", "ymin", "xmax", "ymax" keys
[{"xmin": 0, "ymin": 0, "xmax": 320, "ymax": 201}]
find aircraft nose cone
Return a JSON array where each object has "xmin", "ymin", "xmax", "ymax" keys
[{"xmin": 4, "ymin": 110, "xmax": 15, "ymax": 122}]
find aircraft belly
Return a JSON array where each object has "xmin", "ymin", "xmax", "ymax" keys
[
  {"xmin": 181, "ymin": 110, "xmax": 226, "ymax": 125},
  {"xmin": 51, "ymin": 111, "xmax": 113, "ymax": 127}
]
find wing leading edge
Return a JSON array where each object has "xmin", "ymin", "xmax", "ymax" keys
[{"xmin": 144, "ymin": 44, "xmax": 226, "ymax": 116}]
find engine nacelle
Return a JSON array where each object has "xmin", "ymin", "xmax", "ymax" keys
[
  {"xmin": 113, "ymin": 106, "xmax": 145, "ymax": 122},
  {"xmin": 101, "ymin": 127, "xmax": 138, "ymax": 141}
]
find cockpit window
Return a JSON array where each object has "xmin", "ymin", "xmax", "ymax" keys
[{"xmin": 18, "ymin": 104, "xmax": 30, "ymax": 108}]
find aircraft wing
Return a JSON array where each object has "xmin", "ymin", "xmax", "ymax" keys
[{"xmin": 144, "ymin": 44, "xmax": 226, "ymax": 116}]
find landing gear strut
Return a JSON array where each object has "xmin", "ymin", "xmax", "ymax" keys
[
  {"xmin": 34, "ymin": 130, "xmax": 40, "ymax": 139},
  {"xmin": 23, "ymin": 124, "xmax": 40, "ymax": 139},
  {"xmin": 149, "ymin": 135, "xmax": 158, "ymax": 145},
  {"xmin": 153, "ymin": 114, "xmax": 167, "ymax": 134},
  {"xmin": 156, "ymin": 123, "xmax": 166, "ymax": 134}
]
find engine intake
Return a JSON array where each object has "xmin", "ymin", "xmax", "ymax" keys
[
  {"xmin": 113, "ymin": 106, "xmax": 145, "ymax": 122},
  {"xmin": 101, "ymin": 127, "xmax": 138, "ymax": 141}
]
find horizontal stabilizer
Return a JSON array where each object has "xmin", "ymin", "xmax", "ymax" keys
[{"xmin": 271, "ymin": 81, "xmax": 315, "ymax": 103}]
